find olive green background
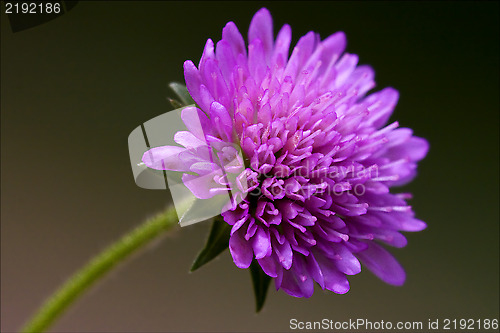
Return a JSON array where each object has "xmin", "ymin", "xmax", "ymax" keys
[{"xmin": 1, "ymin": 1, "xmax": 498, "ymax": 332}]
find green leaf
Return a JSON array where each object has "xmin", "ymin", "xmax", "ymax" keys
[
  {"xmin": 190, "ymin": 217, "xmax": 231, "ymax": 272},
  {"xmin": 169, "ymin": 82, "xmax": 195, "ymax": 106},
  {"xmin": 250, "ymin": 260, "xmax": 272, "ymax": 313}
]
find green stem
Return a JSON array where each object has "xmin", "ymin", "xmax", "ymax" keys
[{"xmin": 21, "ymin": 205, "xmax": 180, "ymax": 333}]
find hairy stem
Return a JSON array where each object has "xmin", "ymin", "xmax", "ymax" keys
[{"xmin": 21, "ymin": 205, "xmax": 180, "ymax": 333}]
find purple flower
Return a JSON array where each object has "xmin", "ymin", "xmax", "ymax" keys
[{"xmin": 144, "ymin": 8, "xmax": 428, "ymax": 298}]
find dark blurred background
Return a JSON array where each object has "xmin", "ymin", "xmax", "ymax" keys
[{"xmin": 1, "ymin": 1, "xmax": 498, "ymax": 332}]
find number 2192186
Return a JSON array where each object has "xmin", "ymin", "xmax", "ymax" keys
[
  {"xmin": 5, "ymin": 2, "xmax": 61, "ymax": 14},
  {"xmin": 443, "ymin": 318, "xmax": 498, "ymax": 330}
]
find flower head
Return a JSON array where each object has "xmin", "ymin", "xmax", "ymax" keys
[{"xmin": 143, "ymin": 8, "xmax": 428, "ymax": 298}]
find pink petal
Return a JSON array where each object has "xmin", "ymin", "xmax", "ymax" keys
[
  {"xmin": 248, "ymin": 7, "xmax": 273, "ymax": 62},
  {"xmin": 374, "ymin": 212, "xmax": 427, "ymax": 232},
  {"xmin": 174, "ymin": 131, "xmax": 206, "ymax": 149},
  {"xmin": 388, "ymin": 136, "xmax": 429, "ymax": 162},
  {"xmin": 279, "ymin": 257, "xmax": 314, "ymax": 298},
  {"xmin": 209, "ymin": 101, "xmax": 233, "ymax": 141},
  {"xmin": 312, "ymin": 250, "xmax": 350, "ymax": 294},
  {"xmin": 331, "ymin": 243, "xmax": 362, "ymax": 275},
  {"xmin": 198, "ymin": 38, "xmax": 215, "ymax": 70},
  {"xmin": 229, "ymin": 231, "xmax": 253, "ymax": 269},
  {"xmin": 364, "ymin": 87, "xmax": 399, "ymax": 128},
  {"xmin": 182, "ymin": 172, "xmax": 230, "ymax": 199},
  {"xmin": 216, "ymin": 39, "xmax": 237, "ymax": 83},
  {"xmin": 142, "ymin": 146, "xmax": 189, "ymax": 171},
  {"xmin": 320, "ymin": 31, "xmax": 346, "ymax": 61},
  {"xmin": 183, "ymin": 60, "xmax": 203, "ymax": 106},
  {"xmin": 181, "ymin": 107, "xmax": 211, "ymax": 141},
  {"xmin": 248, "ymin": 39, "xmax": 267, "ymax": 83},
  {"xmin": 274, "ymin": 239, "xmax": 293, "ymax": 269},
  {"xmin": 284, "ymin": 31, "xmax": 316, "ymax": 80},
  {"xmin": 333, "ymin": 53, "xmax": 358, "ymax": 88},
  {"xmin": 222, "ymin": 21, "xmax": 247, "ymax": 57},
  {"xmin": 252, "ymin": 226, "xmax": 272, "ymax": 259},
  {"xmin": 305, "ymin": 251, "xmax": 325, "ymax": 289},
  {"xmin": 356, "ymin": 242, "xmax": 406, "ymax": 286},
  {"xmin": 200, "ymin": 59, "xmax": 230, "ymax": 108},
  {"xmin": 197, "ymin": 84, "xmax": 216, "ymax": 112},
  {"xmin": 346, "ymin": 65, "xmax": 375, "ymax": 97},
  {"xmin": 258, "ymin": 255, "xmax": 278, "ymax": 278},
  {"xmin": 272, "ymin": 24, "xmax": 292, "ymax": 69}
]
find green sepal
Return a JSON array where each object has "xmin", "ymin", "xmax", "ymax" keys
[
  {"xmin": 169, "ymin": 82, "xmax": 195, "ymax": 106},
  {"xmin": 167, "ymin": 97, "xmax": 184, "ymax": 109},
  {"xmin": 190, "ymin": 217, "xmax": 231, "ymax": 272},
  {"xmin": 249, "ymin": 260, "xmax": 272, "ymax": 313}
]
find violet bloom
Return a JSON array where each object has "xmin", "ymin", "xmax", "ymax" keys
[{"xmin": 144, "ymin": 8, "xmax": 428, "ymax": 298}]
